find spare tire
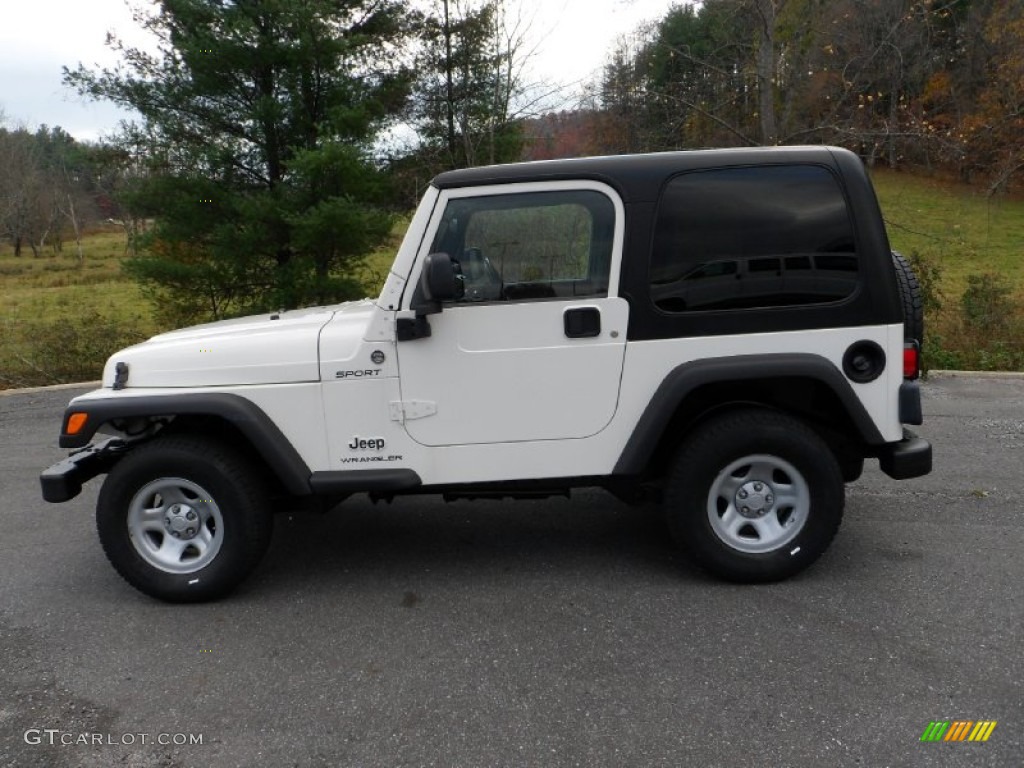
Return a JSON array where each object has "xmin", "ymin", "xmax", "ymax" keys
[{"xmin": 891, "ymin": 250, "xmax": 924, "ymax": 344}]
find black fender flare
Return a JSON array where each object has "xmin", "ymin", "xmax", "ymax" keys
[
  {"xmin": 58, "ymin": 393, "xmax": 313, "ymax": 496},
  {"xmin": 613, "ymin": 353, "xmax": 885, "ymax": 475}
]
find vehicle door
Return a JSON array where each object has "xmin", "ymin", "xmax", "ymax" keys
[{"xmin": 395, "ymin": 181, "xmax": 628, "ymax": 447}]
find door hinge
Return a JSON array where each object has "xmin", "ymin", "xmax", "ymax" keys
[
  {"xmin": 396, "ymin": 316, "xmax": 432, "ymax": 341},
  {"xmin": 389, "ymin": 400, "xmax": 438, "ymax": 422}
]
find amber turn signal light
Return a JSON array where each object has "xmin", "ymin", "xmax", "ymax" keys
[{"xmin": 66, "ymin": 412, "xmax": 88, "ymax": 435}]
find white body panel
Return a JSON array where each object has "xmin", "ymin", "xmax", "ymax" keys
[
  {"xmin": 395, "ymin": 299, "xmax": 629, "ymax": 445},
  {"xmin": 611, "ymin": 325, "xmax": 905, "ymax": 447},
  {"xmin": 75, "ymin": 323, "xmax": 904, "ymax": 486},
  {"xmin": 380, "ymin": 324, "xmax": 904, "ymax": 486},
  {"xmin": 101, "ymin": 306, "xmax": 336, "ymax": 387},
  {"xmin": 317, "ymin": 300, "xmax": 390, "ymax": 380}
]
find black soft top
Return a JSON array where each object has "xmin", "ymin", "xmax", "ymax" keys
[{"xmin": 431, "ymin": 146, "xmax": 852, "ymax": 203}]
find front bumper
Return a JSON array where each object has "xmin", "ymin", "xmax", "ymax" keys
[
  {"xmin": 40, "ymin": 438, "xmax": 128, "ymax": 503},
  {"xmin": 877, "ymin": 429, "xmax": 932, "ymax": 479}
]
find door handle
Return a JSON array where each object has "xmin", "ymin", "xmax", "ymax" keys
[{"xmin": 564, "ymin": 307, "xmax": 601, "ymax": 338}]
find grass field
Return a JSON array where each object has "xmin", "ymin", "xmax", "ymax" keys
[
  {"xmin": 873, "ymin": 169, "xmax": 1024, "ymax": 297},
  {"xmin": 0, "ymin": 230, "xmax": 156, "ymax": 328},
  {"xmin": 0, "ymin": 224, "xmax": 405, "ymax": 389},
  {"xmin": 872, "ymin": 170, "xmax": 1024, "ymax": 370},
  {"xmin": 0, "ymin": 229, "xmax": 153, "ymax": 388},
  {"xmin": 2, "ymin": 171, "xmax": 1022, "ymax": 389}
]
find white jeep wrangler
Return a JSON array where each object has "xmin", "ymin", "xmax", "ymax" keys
[{"xmin": 41, "ymin": 147, "xmax": 932, "ymax": 602}]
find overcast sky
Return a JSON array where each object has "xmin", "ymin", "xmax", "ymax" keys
[{"xmin": 0, "ymin": 0, "xmax": 674, "ymax": 142}]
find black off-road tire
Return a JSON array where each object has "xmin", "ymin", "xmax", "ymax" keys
[
  {"xmin": 665, "ymin": 409, "xmax": 845, "ymax": 583},
  {"xmin": 96, "ymin": 435, "xmax": 273, "ymax": 603},
  {"xmin": 839, "ymin": 456, "xmax": 865, "ymax": 484},
  {"xmin": 891, "ymin": 250, "xmax": 925, "ymax": 345}
]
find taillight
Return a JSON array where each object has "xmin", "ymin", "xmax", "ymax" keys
[{"xmin": 903, "ymin": 341, "xmax": 920, "ymax": 380}]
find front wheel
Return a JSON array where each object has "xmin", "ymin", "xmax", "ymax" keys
[
  {"xmin": 665, "ymin": 409, "xmax": 844, "ymax": 582},
  {"xmin": 96, "ymin": 436, "xmax": 273, "ymax": 602}
]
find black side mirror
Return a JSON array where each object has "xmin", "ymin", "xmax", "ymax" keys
[{"xmin": 412, "ymin": 252, "xmax": 464, "ymax": 315}]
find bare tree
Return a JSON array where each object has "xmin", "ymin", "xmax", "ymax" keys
[
  {"xmin": 1, "ymin": 124, "xmax": 102, "ymax": 260},
  {"xmin": 0, "ymin": 128, "xmax": 46, "ymax": 256},
  {"xmin": 414, "ymin": 0, "xmax": 551, "ymax": 170},
  {"xmin": 752, "ymin": 0, "xmax": 786, "ymax": 145}
]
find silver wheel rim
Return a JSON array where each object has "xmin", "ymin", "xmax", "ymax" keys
[
  {"xmin": 127, "ymin": 478, "xmax": 224, "ymax": 574},
  {"xmin": 706, "ymin": 454, "xmax": 810, "ymax": 554}
]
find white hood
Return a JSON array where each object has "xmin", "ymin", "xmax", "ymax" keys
[{"xmin": 102, "ymin": 300, "xmax": 377, "ymax": 388}]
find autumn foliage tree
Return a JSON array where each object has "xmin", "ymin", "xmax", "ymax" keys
[{"xmin": 587, "ymin": 0, "xmax": 1024, "ymax": 188}]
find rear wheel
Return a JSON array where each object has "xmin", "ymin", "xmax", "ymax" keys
[
  {"xmin": 665, "ymin": 409, "xmax": 844, "ymax": 582},
  {"xmin": 96, "ymin": 435, "xmax": 273, "ymax": 602}
]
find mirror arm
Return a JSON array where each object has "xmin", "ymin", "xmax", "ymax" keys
[
  {"xmin": 398, "ymin": 252, "xmax": 463, "ymax": 341},
  {"xmin": 410, "ymin": 296, "xmax": 442, "ymax": 316}
]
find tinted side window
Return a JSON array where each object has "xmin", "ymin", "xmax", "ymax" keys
[
  {"xmin": 430, "ymin": 190, "xmax": 615, "ymax": 303},
  {"xmin": 651, "ymin": 165, "xmax": 858, "ymax": 313}
]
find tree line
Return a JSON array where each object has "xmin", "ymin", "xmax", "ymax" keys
[
  {"xmin": 0, "ymin": 125, "xmax": 102, "ymax": 260},
  {"xmin": 542, "ymin": 0, "xmax": 1022, "ymax": 190},
  {"xmin": 2, "ymin": 0, "xmax": 1022, "ymax": 326}
]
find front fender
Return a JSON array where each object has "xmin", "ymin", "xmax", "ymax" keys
[{"xmin": 56, "ymin": 393, "xmax": 313, "ymax": 496}]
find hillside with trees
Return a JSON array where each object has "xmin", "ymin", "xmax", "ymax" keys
[{"xmin": 529, "ymin": 0, "xmax": 1023, "ymax": 192}]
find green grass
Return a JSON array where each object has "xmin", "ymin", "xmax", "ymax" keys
[
  {"xmin": 0, "ymin": 223, "xmax": 408, "ymax": 389},
  {"xmin": 2, "ymin": 177, "xmax": 1022, "ymax": 388},
  {"xmin": 872, "ymin": 169, "xmax": 1024, "ymax": 298},
  {"xmin": 0, "ymin": 228, "xmax": 157, "ymax": 388},
  {"xmin": 0, "ymin": 230, "xmax": 154, "ymax": 322},
  {"xmin": 872, "ymin": 170, "xmax": 1024, "ymax": 371}
]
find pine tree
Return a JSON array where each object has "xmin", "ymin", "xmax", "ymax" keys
[{"xmin": 65, "ymin": 0, "xmax": 416, "ymax": 322}]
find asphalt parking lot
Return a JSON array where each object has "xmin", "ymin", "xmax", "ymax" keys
[{"xmin": 1, "ymin": 374, "xmax": 1021, "ymax": 768}]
